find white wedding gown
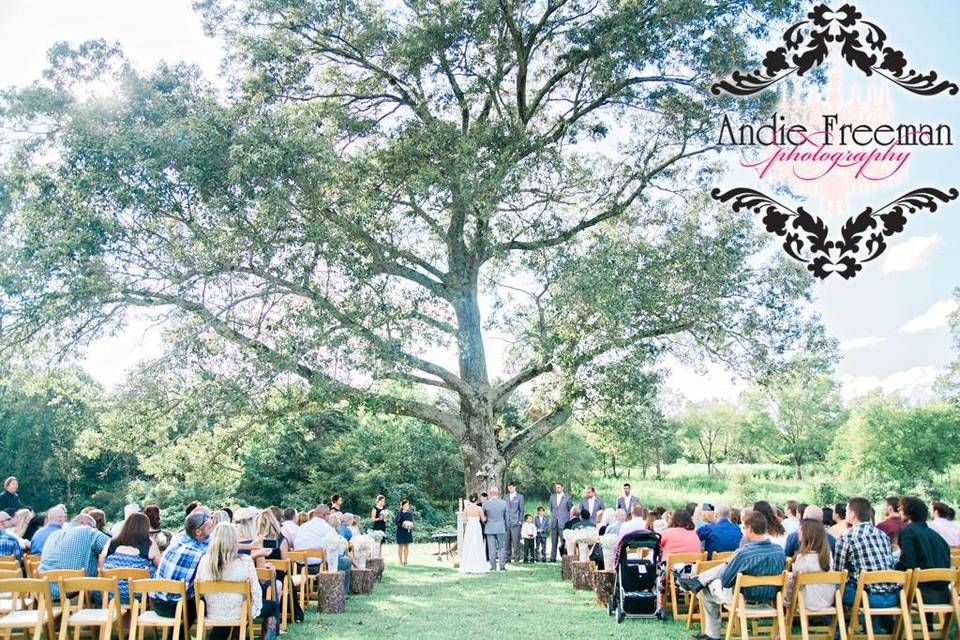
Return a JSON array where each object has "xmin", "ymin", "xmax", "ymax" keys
[{"xmin": 459, "ymin": 516, "xmax": 488, "ymax": 574}]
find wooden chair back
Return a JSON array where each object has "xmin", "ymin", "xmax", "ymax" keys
[
  {"xmin": 712, "ymin": 551, "xmax": 735, "ymax": 562},
  {"xmin": 666, "ymin": 551, "xmax": 706, "ymax": 619},
  {"xmin": 784, "ymin": 570, "xmax": 847, "ymax": 640},
  {"xmin": 906, "ymin": 567, "xmax": 960, "ymax": 640},
  {"xmin": 267, "ymin": 559, "xmax": 294, "ymax": 631},
  {"xmin": 847, "ymin": 569, "xmax": 913, "ymax": 640},
  {"xmin": 0, "ymin": 578, "xmax": 57, "ymax": 639},
  {"xmin": 725, "ymin": 571, "xmax": 789, "ymax": 640},
  {"xmin": 129, "ymin": 579, "xmax": 188, "ymax": 640},
  {"xmin": 194, "ymin": 581, "xmax": 253, "ymax": 640}
]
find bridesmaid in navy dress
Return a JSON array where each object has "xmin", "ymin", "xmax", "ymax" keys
[{"xmin": 395, "ymin": 500, "xmax": 413, "ymax": 565}]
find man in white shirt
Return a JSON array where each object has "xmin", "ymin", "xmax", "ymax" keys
[
  {"xmin": 616, "ymin": 483, "xmax": 639, "ymax": 512},
  {"xmin": 617, "ymin": 504, "xmax": 650, "ymax": 538},
  {"xmin": 782, "ymin": 501, "xmax": 800, "ymax": 536},
  {"xmin": 579, "ymin": 486, "xmax": 605, "ymax": 522},
  {"xmin": 293, "ymin": 505, "xmax": 335, "ymax": 567},
  {"xmin": 281, "ymin": 508, "xmax": 300, "ymax": 545}
]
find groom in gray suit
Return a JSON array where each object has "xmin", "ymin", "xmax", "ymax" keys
[
  {"xmin": 482, "ymin": 485, "xmax": 508, "ymax": 571},
  {"xmin": 504, "ymin": 481, "xmax": 524, "ymax": 563}
]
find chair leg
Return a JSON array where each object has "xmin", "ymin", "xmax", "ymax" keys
[{"xmin": 800, "ymin": 610, "xmax": 810, "ymax": 640}]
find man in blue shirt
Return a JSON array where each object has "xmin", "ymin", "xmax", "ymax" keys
[
  {"xmin": 153, "ymin": 510, "xmax": 213, "ymax": 627},
  {"xmin": 679, "ymin": 512, "xmax": 785, "ymax": 640},
  {"xmin": 30, "ymin": 504, "xmax": 67, "ymax": 555},
  {"xmin": 697, "ymin": 504, "xmax": 742, "ymax": 558},
  {"xmin": 0, "ymin": 511, "xmax": 23, "ymax": 562}
]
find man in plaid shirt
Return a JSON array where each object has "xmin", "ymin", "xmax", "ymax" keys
[
  {"xmin": 152, "ymin": 510, "xmax": 213, "ymax": 624},
  {"xmin": 833, "ymin": 497, "xmax": 898, "ymax": 633},
  {"xmin": 0, "ymin": 510, "xmax": 23, "ymax": 563}
]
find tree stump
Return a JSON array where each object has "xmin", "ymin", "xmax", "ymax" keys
[
  {"xmin": 350, "ymin": 568, "xmax": 375, "ymax": 595},
  {"xmin": 561, "ymin": 555, "xmax": 574, "ymax": 580},
  {"xmin": 316, "ymin": 571, "xmax": 345, "ymax": 614},
  {"xmin": 367, "ymin": 557, "xmax": 384, "ymax": 582},
  {"xmin": 594, "ymin": 569, "xmax": 615, "ymax": 607},
  {"xmin": 572, "ymin": 560, "xmax": 596, "ymax": 591}
]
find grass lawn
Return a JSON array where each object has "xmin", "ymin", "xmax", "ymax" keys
[{"xmin": 284, "ymin": 544, "xmax": 691, "ymax": 640}]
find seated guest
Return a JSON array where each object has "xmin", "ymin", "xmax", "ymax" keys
[
  {"xmin": 144, "ymin": 504, "xmax": 172, "ymax": 553},
  {"xmin": 30, "ymin": 504, "xmax": 67, "ymax": 555},
  {"xmin": 598, "ymin": 509, "xmax": 616, "ymax": 535},
  {"xmin": 751, "ymin": 501, "xmax": 787, "ymax": 548},
  {"xmin": 562, "ymin": 506, "xmax": 581, "ymax": 537},
  {"xmin": 895, "ymin": 496, "xmax": 951, "ymax": 604},
  {"xmin": 233, "ymin": 507, "xmax": 270, "ymax": 563},
  {"xmin": 834, "ymin": 497, "xmax": 898, "ymax": 632},
  {"xmin": 697, "ymin": 504, "xmax": 742, "ymax": 558},
  {"xmin": 338, "ymin": 514, "xmax": 354, "ymax": 541},
  {"xmin": 782, "ymin": 501, "xmax": 801, "ymax": 535},
  {"xmin": 729, "ymin": 508, "xmax": 741, "ymax": 526},
  {"xmin": 152, "ymin": 510, "xmax": 213, "ymax": 625},
  {"xmin": 784, "ymin": 506, "xmax": 835, "ymax": 557},
  {"xmin": 197, "ymin": 523, "xmax": 278, "ymax": 640},
  {"xmin": 257, "ymin": 510, "xmax": 290, "ymax": 561},
  {"xmin": 0, "ymin": 511, "xmax": 24, "ymax": 562},
  {"xmin": 23, "ymin": 514, "xmax": 45, "ymax": 543},
  {"xmin": 930, "ymin": 502, "xmax": 960, "ymax": 547},
  {"xmin": 570, "ymin": 508, "xmax": 594, "ymax": 529},
  {"xmin": 39, "ymin": 513, "xmax": 112, "ymax": 596},
  {"xmin": 821, "ymin": 507, "xmax": 834, "ymax": 528},
  {"xmin": 7, "ymin": 509, "xmax": 33, "ymax": 551},
  {"xmin": 678, "ymin": 512, "xmax": 785, "ymax": 640},
  {"xmin": 326, "ymin": 513, "xmax": 352, "ymax": 594},
  {"xmin": 293, "ymin": 505, "xmax": 334, "ymax": 571},
  {"xmin": 784, "ymin": 518, "xmax": 836, "ymax": 612},
  {"xmin": 109, "ymin": 503, "xmax": 141, "ymax": 537},
  {"xmin": 618, "ymin": 504, "xmax": 651, "ymax": 538},
  {"xmin": 606, "ymin": 509, "xmax": 626, "ymax": 536},
  {"xmin": 280, "ymin": 508, "xmax": 299, "ymax": 544},
  {"xmin": 829, "ymin": 503, "xmax": 850, "ymax": 539},
  {"xmin": 88, "ymin": 509, "xmax": 107, "ymax": 533},
  {"xmin": 659, "ymin": 509, "xmax": 702, "ymax": 562},
  {"xmin": 295, "ymin": 511, "xmax": 310, "ymax": 527},
  {"xmin": 102, "ymin": 512, "xmax": 160, "ymax": 604},
  {"xmin": 876, "ymin": 496, "xmax": 904, "ymax": 544}
]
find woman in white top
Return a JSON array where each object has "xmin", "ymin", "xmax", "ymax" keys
[
  {"xmin": 784, "ymin": 519, "xmax": 836, "ymax": 612},
  {"xmin": 196, "ymin": 523, "xmax": 278, "ymax": 640}
]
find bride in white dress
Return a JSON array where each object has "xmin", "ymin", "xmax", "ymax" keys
[{"xmin": 459, "ymin": 494, "xmax": 488, "ymax": 575}]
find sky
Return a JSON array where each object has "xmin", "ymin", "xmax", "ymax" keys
[{"xmin": 1, "ymin": 0, "xmax": 957, "ymax": 406}]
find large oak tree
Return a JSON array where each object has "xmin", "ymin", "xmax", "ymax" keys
[{"xmin": 0, "ymin": 0, "xmax": 823, "ymax": 494}]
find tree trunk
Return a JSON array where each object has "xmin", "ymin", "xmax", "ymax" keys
[
  {"xmin": 794, "ymin": 455, "xmax": 803, "ymax": 480},
  {"xmin": 460, "ymin": 408, "xmax": 506, "ymax": 496},
  {"xmin": 611, "ymin": 454, "xmax": 617, "ymax": 478}
]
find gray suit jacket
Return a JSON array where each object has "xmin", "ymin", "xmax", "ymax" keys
[
  {"xmin": 580, "ymin": 497, "xmax": 605, "ymax": 520},
  {"xmin": 483, "ymin": 498, "xmax": 508, "ymax": 535},
  {"xmin": 550, "ymin": 493, "xmax": 573, "ymax": 527},
  {"xmin": 506, "ymin": 492, "xmax": 524, "ymax": 526},
  {"xmin": 617, "ymin": 495, "xmax": 639, "ymax": 512}
]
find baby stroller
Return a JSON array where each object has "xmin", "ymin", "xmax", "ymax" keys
[{"xmin": 607, "ymin": 530, "xmax": 664, "ymax": 624}]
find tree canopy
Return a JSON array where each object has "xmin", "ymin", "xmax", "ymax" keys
[{"xmin": 0, "ymin": 0, "xmax": 823, "ymax": 493}]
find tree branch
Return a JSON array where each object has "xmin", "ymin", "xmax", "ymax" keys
[{"xmin": 502, "ymin": 404, "xmax": 571, "ymax": 460}]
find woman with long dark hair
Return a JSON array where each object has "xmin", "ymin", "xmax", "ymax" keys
[
  {"xmin": 751, "ymin": 500, "xmax": 786, "ymax": 547},
  {"xmin": 395, "ymin": 500, "xmax": 413, "ymax": 566},
  {"xmin": 102, "ymin": 512, "xmax": 159, "ymax": 604}
]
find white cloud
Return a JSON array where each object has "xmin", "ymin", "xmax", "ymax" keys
[
  {"xmin": 839, "ymin": 336, "xmax": 887, "ymax": 352},
  {"xmin": 899, "ymin": 299, "xmax": 959, "ymax": 334},
  {"xmin": 839, "ymin": 366, "xmax": 944, "ymax": 405},
  {"xmin": 882, "ymin": 235, "xmax": 944, "ymax": 274}
]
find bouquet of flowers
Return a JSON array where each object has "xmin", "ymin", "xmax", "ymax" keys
[
  {"xmin": 573, "ymin": 526, "xmax": 599, "ymax": 545},
  {"xmin": 401, "ymin": 520, "xmax": 414, "ymax": 531},
  {"xmin": 599, "ymin": 533, "xmax": 619, "ymax": 549},
  {"xmin": 351, "ymin": 535, "xmax": 373, "ymax": 554},
  {"xmin": 380, "ymin": 509, "xmax": 393, "ymax": 522},
  {"xmin": 367, "ymin": 530, "xmax": 386, "ymax": 543},
  {"xmin": 322, "ymin": 532, "xmax": 349, "ymax": 555}
]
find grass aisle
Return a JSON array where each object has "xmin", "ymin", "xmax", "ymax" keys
[{"xmin": 286, "ymin": 544, "xmax": 692, "ymax": 639}]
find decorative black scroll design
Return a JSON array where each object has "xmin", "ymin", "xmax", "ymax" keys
[
  {"xmin": 711, "ymin": 4, "xmax": 959, "ymax": 97},
  {"xmin": 711, "ymin": 187, "xmax": 959, "ymax": 280}
]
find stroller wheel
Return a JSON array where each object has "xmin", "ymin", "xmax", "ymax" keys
[
  {"xmin": 616, "ymin": 608, "xmax": 624, "ymax": 624},
  {"xmin": 607, "ymin": 597, "xmax": 614, "ymax": 615}
]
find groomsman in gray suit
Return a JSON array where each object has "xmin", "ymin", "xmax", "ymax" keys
[
  {"xmin": 579, "ymin": 486, "xmax": 605, "ymax": 522},
  {"xmin": 504, "ymin": 481, "xmax": 524, "ymax": 563},
  {"xmin": 482, "ymin": 486, "xmax": 508, "ymax": 571},
  {"xmin": 616, "ymin": 483, "xmax": 639, "ymax": 513},
  {"xmin": 549, "ymin": 482, "xmax": 572, "ymax": 561}
]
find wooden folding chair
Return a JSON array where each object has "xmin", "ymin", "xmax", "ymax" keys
[
  {"xmin": 688, "ymin": 559, "xmax": 728, "ymax": 631},
  {"xmin": 254, "ymin": 567, "xmax": 277, "ymax": 640},
  {"xmin": 905, "ymin": 568, "xmax": 960, "ymax": 640},
  {"xmin": 714, "ymin": 552, "xmax": 736, "ymax": 562},
  {"xmin": 288, "ymin": 550, "xmax": 324, "ymax": 612},
  {"xmin": 128, "ymin": 579, "xmax": 188, "ymax": 640},
  {"xmin": 950, "ymin": 551, "xmax": 960, "ymax": 572},
  {"xmin": 846, "ymin": 569, "xmax": 914, "ymax": 640},
  {"xmin": 0, "ymin": 569, "xmax": 27, "ymax": 615},
  {"xmin": 667, "ymin": 552, "xmax": 706, "ymax": 620},
  {"xmin": 0, "ymin": 578, "xmax": 58, "ymax": 640},
  {"xmin": 24, "ymin": 557, "xmax": 41, "ymax": 579},
  {"xmin": 0, "ymin": 558, "xmax": 20, "ymax": 572},
  {"xmin": 784, "ymin": 570, "xmax": 847, "ymax": 640},
  {"xmin": 194, "ymin": 581, "xmax": 253, "ymax": 640},
  {"xmin": 722, "ymin": 571, "xmax": 789, "ymax": 640},
  {"xmin": 101, "ymin": 567, "xmax": 151, "ymax": 616},
  {"xmin": 57, "ymin": 576, "xmax": 124, "ymax": 640},
  {"xmin": 265, "ymin": 559, "xmax": 294, "ymax": 631},
  {"xmin": 36, "ymin": 569, "xmax": 85, "ymax": 620}
]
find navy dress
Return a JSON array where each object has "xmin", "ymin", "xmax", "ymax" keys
[{"xmin": 396, "ymin": 512, "xmax": 414, "ymax": 544}]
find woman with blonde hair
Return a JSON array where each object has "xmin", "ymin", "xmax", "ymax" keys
[
  {"xmin": 197, "ymin": 523, "xmax": 278, "ymax": 640},
  {"xmin": 11, "ymin": 509, "xmax": 33, "ymax": 549}
]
